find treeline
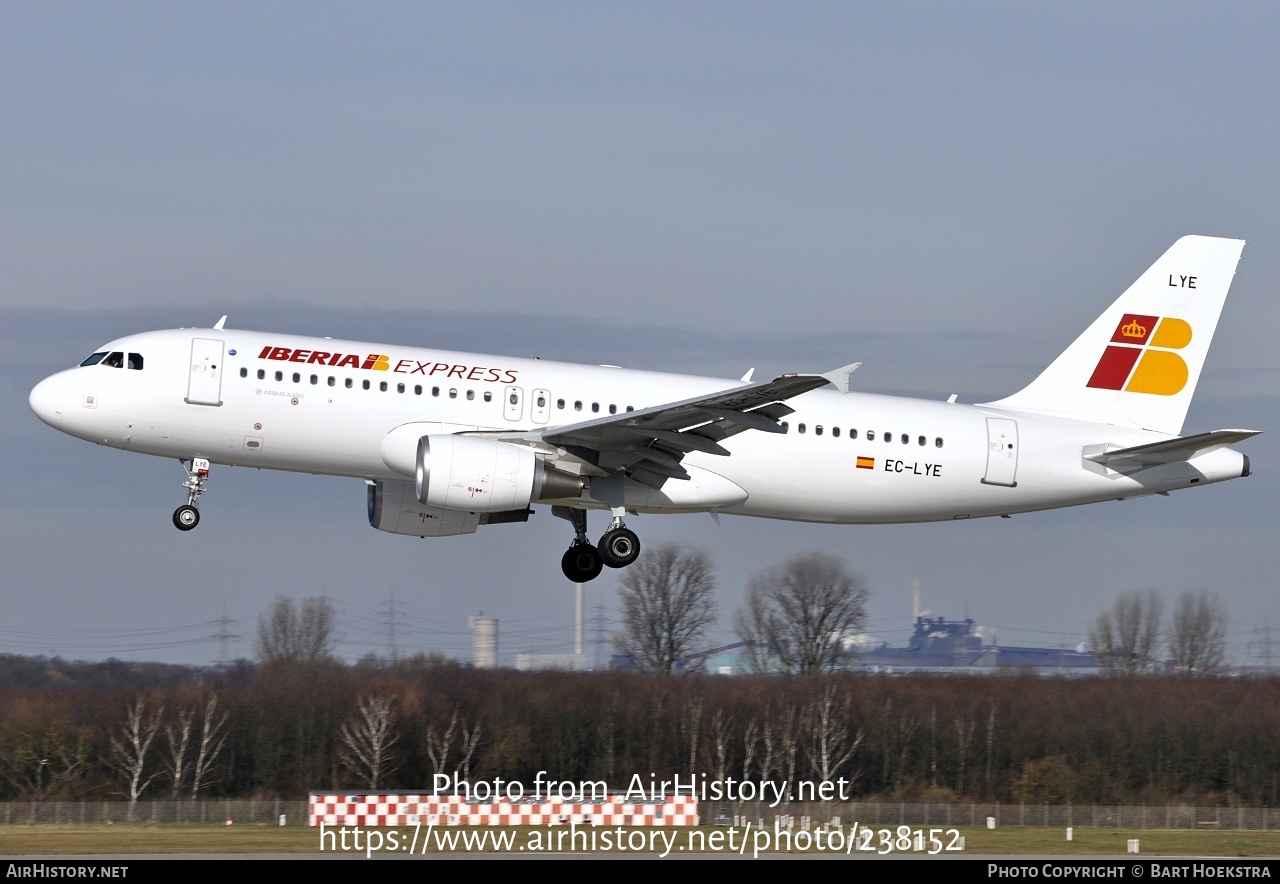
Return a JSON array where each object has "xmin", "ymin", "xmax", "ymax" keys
[{"xmin": 2, "ymin": 656, "xmax": 1278, "ymax": 806}]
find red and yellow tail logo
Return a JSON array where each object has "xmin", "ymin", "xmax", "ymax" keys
[{"xmin": 1086, "ymin": 314, "xmax": 1192, "ymax": 396}]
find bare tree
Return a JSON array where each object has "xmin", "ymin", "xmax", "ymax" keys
[
  {"xmin": 110, "ymin": 697, "xmax": 164, "ymax": 820},
  {"xmin": 614, "ymin": 544, "xmax": 718, "ymax": 673},
  {"xmin": 425, "ymin": 705, "xmax": 481, "ymax": 779},
  {"xmin": 424, "ymin": 707, "xmax": 459, "ymax": 777},
  {"xmin": 0, "ymin": 722, "xmax": 89, "ymax": 799},
  {"xmin": 735, "ymin": 553, "xmax": 869, "ymax": 674},
  {"xmin": 190, "ymin": 695, "xmax": 228, "ymax": 798},
  {"xmin": 256, "ymin": 595, "xmax": 337, "ymax": 665},
  {"xmin": 1089, "ymin": 588, "xmax": 1164, "ymax": 674},
  {"xmin": 708, "ymin": 709, "xmax": 734, "ymax": 786},
  {"xmin": 803, "ymin": 682, "xmax": 863, "ymax": 788},
  {"xmin": 162, "ymin": 707, "xmax": 194, "ymax": 798},
  {"xmin": 339, "ymin": 693, "xmax": 401, "ymax": 789},
  {"xmin": 1169, "ymin": 589, "xmax": 1228, "ymax": 676},
  {"xmin": 456, "ymin": 717, "xmax": 482, "ymax": 779}
]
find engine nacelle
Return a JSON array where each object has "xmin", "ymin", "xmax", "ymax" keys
[
  {"xmin": 368, "ymin": 480, "xmax": 536, "ymax": 537},
  {"xmin": 415, "ymin": 435, "xmax": 585, "ymax": 513},
  {"xmin": 367, "ymin": 480, "xmax": 480, "ymax": 537}
]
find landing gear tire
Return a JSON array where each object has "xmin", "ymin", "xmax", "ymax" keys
[
  {"xmin": 561, "ymin": 543, "xmax": 604, "ymax": 583},
  {"xmin": 173, "ymin": 505, "xmax": 200, "ymax": 531},
  {"xmin": 599, "ymin": 527, "xmax": 641, "ymax": 569}
]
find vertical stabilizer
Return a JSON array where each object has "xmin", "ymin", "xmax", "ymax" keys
[{"xmin": 984, "ymin": 236, "xmax": 1245, "ymax": 435}]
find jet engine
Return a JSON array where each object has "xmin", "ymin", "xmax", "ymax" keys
[
  {"xmin": 367, "ymin": 479, "xmax": 537, "ymax": 537},
  {"xmin": 415, "ymin": 435, "xmax": 585, "ymax": 512}
]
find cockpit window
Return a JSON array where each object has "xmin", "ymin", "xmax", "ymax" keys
[
  {"xmin": 80, "ymin": 352, "xmax": 107, "ymax": 366},
  {"xmin": 103, "ymin": 352, "xmax": 125, "ymax": 368},
  {"xmin": 127, "ymin": 353, "xmax": 143, "ymax": 370}
]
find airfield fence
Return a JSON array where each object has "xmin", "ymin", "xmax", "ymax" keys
[{"xmin": 0, "ymin": 800, "xmax": 1276, "ymax": 829}]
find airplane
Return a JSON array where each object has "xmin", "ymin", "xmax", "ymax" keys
[{"xmin": 29, "ymin": 235, "xmax": 1258, "ymax": 583}]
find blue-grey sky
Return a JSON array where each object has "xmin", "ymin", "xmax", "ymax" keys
[{"xmin": 3, "ymin": 2, "xmax": 1279, "ymax": 666}]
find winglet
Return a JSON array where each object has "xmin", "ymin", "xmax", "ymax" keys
[
  {"xmin": 820, "ymin": 362, "xmax": 862, "ymax": 394},
  {"xmin": 740, "ymin": 367, "xmax": 755, "ymax": 382},
  {"xmin": 213, "ymin": 315, "xmax": 228, "ymax": 330}
]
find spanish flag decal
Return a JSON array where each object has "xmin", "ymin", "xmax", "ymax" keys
[
  {"xmin": 856, "ymin": 456, "xmax": 875, "ymax": 470},
  {"xmin": 1086, "ymin": 314, "xmax": 1192, "ymax": 396}
]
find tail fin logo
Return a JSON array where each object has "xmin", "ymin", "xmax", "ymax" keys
[
  {"xmin": 1088, "ymin": 314, "xmax": 1192, "ymax": 396},
  {"xmin": 1120, "ymin": 318, "xmax": 1148, "ymax": 340}
]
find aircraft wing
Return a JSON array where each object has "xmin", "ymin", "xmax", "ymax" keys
[
  {"xmin": 500, "ymin": 373, "xmax": 832, "ymax": 486},
  {"xmin": 1084, "ymin": 429, "xmax": 1262, "ymax": 468}
]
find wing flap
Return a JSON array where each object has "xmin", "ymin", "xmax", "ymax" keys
[
  {"xmin": 523, "ymin": 372, "xmax": 831, "ymax": 487},
  {"xmin": 541, "ymin": 373, "xmax": 828, "ymax": 452}
]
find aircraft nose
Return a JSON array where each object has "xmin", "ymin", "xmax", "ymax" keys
[{"xmin": 29, "ymin": 373, "xmax": 68, "ymax": 428}]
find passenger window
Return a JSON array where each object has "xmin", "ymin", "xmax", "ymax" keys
[
  {"xmin": 328, "ymin": 377, "xmax": 335, "ymax": 387},
  {"xmin": 574, "ymin": 401, "xmax": 582, "ymax": 411},
  {"xmin": 127, "ymin": 354, "xmax": 143, "ymax": 370},
  {"xmin": 292, "ymin": 372, "xmax": 300, "ymax": 383},
  {"xmin": 537, "ymin": 395, "xmax": 547, "ymax": 407},
  {"xmin": 509, "ymin": 392, "xmax": 518, "ymax": 405},
  {"xmin": 918, "ymin": 435, "xmax": 926, "ymax": 446},
  {"xmin": 557, "ymin": 399, "xmax": 565, "ymax": 409},
  {"xmin": 815, "ymin": 425, "xmax": 823, "ymax": 436},
  {"xmin": 592, "ymin": 402, "xmax": 600, "ymax": 413},
  {"xmin": 935, "ymin": 437, "xmax": 944, "ymax": 448},
  {"xmin": 345, "ymin": 378, "xmax": 353, "ymax": 389},
  {"xmin": 884, "ymin": 432, "xmax": 892, "ymax": 443},
  {"xmin": 414, "ymin": 385, "xmax": 422, "ymax": 395},
  {"xmin": 275, "ymin": 371, "xmax": 283, "ymax": 382},
  {"xmin": 483, "ymin": 391, "xmax": 492, "ymax": 402},
  {"xmin": 449, "ymin": 389, "xmax": 457, "ymax": 399},
  {"xmin": 626, "ymin": 406, "xmax": 634, "ymax": 412},
  {"xmin": 832, "ymin": 427, "xmax": 840, "ymax": 438},
  {"xmin": 901, "ymin": 434, "xmax": 909, "ymax": 444},
  {"xmin": 781, "ymin": 421, "xmax": 789, "ymax": 432},
  {"xmin": 466, "ymin": 390, "xmax": 475, "ymax": 400},
  {"xmin": 258, "ymin": 369, "xmax": 266, "ymax": 380},
  {"xmin": 867, "ymin": 430, "xmax": 875, "ymax": 441},
  {"xmin": 397, "ymin": 383, "xmax": 405, "ymax": 393},
  {"xmin": 798, "ymin": 423, "xmax": 806, "ymax": 434},
  {"xmin": 239, "ymin": 367, "xmax": 248, "ymax": 378},
  {"xmin": 310, "ymin": 375, "xmax": 318, "ymax": 385},
  {"xmin": 850, "ymin": 428, "xmax": 858, "ymax": 439},
  {"xmin": 432, "ymin": 387, "xmax": 440, "ymax": 396},
  {"xmin": 80, "ymin": 352, "xmax": 107, "ymax": 366},
  {"xmin": 362, "ymin": 380, "xmax": 370, "ymax": 390}
]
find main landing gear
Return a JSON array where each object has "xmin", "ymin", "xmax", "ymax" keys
[
  {"xmin": 553, "ymin": 506, "xmax": 641, "ymax": 582},
  {"xmin": 173, "ymin": 457, "xmax": 210, "ymax": 531}
]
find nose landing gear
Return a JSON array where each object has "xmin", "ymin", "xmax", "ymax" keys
[{"xmin": 173, "ymin": 457, "xmax": 210, "ymax": 532}]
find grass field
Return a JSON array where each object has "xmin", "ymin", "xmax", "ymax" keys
[{"xmin": 1, "ymin": 823, "xmax": 1277, "ymax": 857}]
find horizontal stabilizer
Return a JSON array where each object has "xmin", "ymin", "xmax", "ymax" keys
[{"xmin": 1084, "ymin": 429, "xmax": 1261, "ymax": 468}]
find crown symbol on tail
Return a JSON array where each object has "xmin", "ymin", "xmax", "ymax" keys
[{"xmin": 1121, "ymin": 318, "xmax": 1147, "ymax": 338}]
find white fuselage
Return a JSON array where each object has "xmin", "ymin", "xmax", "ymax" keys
[{"xmin": 29, "ymin": 328, "xmax": 1249, "ymax": 525}]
